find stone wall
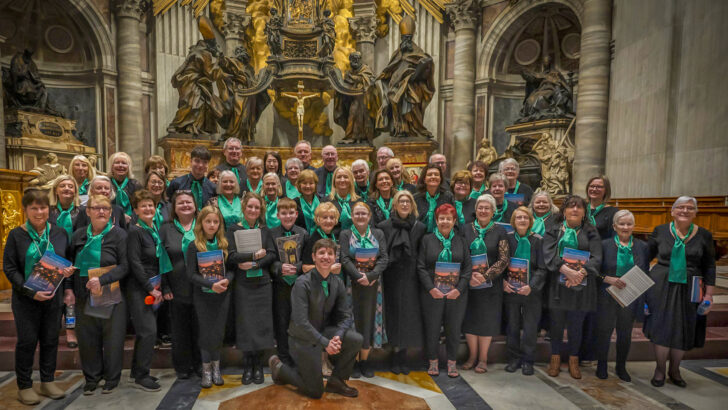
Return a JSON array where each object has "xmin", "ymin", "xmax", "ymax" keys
[{"xmin": 606, "ymin": 0, "xmax": 728, "ymax": 197}]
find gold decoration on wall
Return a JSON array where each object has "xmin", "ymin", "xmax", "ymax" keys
[{"xmin": 1, "ymin": 189, "xmax": 22, "ymax": 248}]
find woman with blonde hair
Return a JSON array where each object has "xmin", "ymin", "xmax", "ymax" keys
[
  {"xmin": 386, "ymin": 158, "xmax": 416, "ymax": 194},
  {"xmin": 108, "ymin": 152, "xmax": 142, "ymax": 221},
  {"xmin": 302, "ymin": 202, "xmax": 341, "ymax": 274},
  {"xmin": 243, "ymin": 157, "xmax": 264, "ymax": 194},
  {"xmin": 263, "ymin": 173, "xmax": 284, "ymax": 229},
  {"xmin": 294, "ymin": 169, "xmax": 320, "ymax": 233},
  {"xmin": 69, "ymin": 155, "xmax": 95, "ymax": 197},
  {"xmin": 326, "ymin": 167, "xmax": 362, "ymax": 231}
]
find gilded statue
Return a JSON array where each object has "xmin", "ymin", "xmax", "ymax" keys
[
  {"xmin": 376, "ymin": 15, "xmax": 435, "ymax": 139},
  {"xmin": 476, "ymin": 137, "xmax": 498, "ymax": 166},
  {"xmin": 531, "ymin": 132, "xmax": 573, "ymax": 195},
  {"xmin": 1, "ymin": 49, "xmax": 60, "ymax": 116},
  {"xmin": 318, "ymin": 9, "xmax": 335, "ymax": 57},
  {"xmin": 288, "ymin": 0, "xmax": 314, "ymax": 25},
  {"xmin": 518, "ymin": 55, "xmax": 574, "ymax": 123},
  {"xmin": 334, "ymin": 52, "xmax": 380, "ymax": 145},
  {"xmin": 266, "ymin": 8, "xmax": 284, "ymax": 56},
  {"xmin": 281, "ymin": 81, "xmax": 320, "ymax": 141},
  {"xmin": 28, "ymin": 153, "xmax": 67, "ymax": 190},
  {"xmin": 220, "ymin": 46, "xmax": 271, "ymax": 144},
  {"xmin": 1, "ymin": 190, "xmax": 21, "ymax": 247}
]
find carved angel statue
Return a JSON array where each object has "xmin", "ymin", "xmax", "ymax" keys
[
  {"xmin": 28, "ymin": 153, "xmax": 68, "ymax": 189},
  {"xmin": 334, "ymin": 52, "xmax": 381, "ymax": 145},
  {"xmin": 475, "ymin": 137, "xmax": 498, "ymax": 166}
]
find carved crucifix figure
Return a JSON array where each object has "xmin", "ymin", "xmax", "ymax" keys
[{"xmin": 280, "ymin": 81, "xmax": 319, "ymax": 141}]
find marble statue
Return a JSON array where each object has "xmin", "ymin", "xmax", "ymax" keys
[
  {"xmin": 476, "ymin": 137, "xmax": 498, "ymax": 166},
  {"xmin": 334, "ymin": 52, "xmax": 379, "ymax": 145},
  {"xmin": 266, "ymin": 8, "xmax": 284, "ymax": 56},
  {"xmin": 531, "ymin": 132, "xmax": 573, "ymax": 195},
  {"xmin": 376, "ymin": 15, "xmax": 435, "ymax": 139},
  {"xmin": 518, "ymin": 56, "xmax": 574, "ymax": 123},
  {"xmin": 2, "ymin": 49, "xmax": 59, "ymax": 115},
  {"xmin": 28, "ymin": 153, "xmax": 67, "ymax": 189}
]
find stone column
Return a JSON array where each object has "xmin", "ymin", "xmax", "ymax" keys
[
  {"xmin": 573, "ymin": 0, "xmax": 612, "ymax": 191},
  {"xmin": 348, "ymin": 3, "xmax": 378, "ymax": 69},
  {"xmin": 446, "ymin": 0, "xmax": 479, "ymax": 171},
  {"xmin": 0, "ymin": 35, "xmax": 6, "ymax": 168},
  {"xmin": 223, "ymin": 1, "xmax": 251, "ymax": 56},
  {"xmin": 114, "ymin": 0, "xmax": 145, "ymax": 175}
]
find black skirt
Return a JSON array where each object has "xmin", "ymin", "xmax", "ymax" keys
[
  {"xmin": 234, "ymin": 281, "xmax": 275, "ymax": 351},
  {"xmin": 192, "ymin": 288, "xmax": 230, "ymax": 352},
  {"xmin": 462, "ymin": 281, "xmax": 503, "ymax": 336}
]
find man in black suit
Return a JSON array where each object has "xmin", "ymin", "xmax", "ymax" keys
[{"xmin": 315, "ymin": 145, "xmax": 338, "ymax": 197}]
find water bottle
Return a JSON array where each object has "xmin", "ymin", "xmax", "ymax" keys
[
  {"xmin": 643, "ymin": 303, "xmax": 650, "ymax": 316},
  {"xmin": 697, "ymin": 300, "xmax": 711, "ymax": 316},
  {"xmin": 65, "ymin": 304, "xmax": 76, "ymax": 329}
]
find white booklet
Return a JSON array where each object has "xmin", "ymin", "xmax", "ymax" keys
[
  {"xmin": 234, "ymin": 228, "xmax": 262, "ymax": 254},
  {"xmin": 606, "ymin": 265, "xmax": 655, "ymax": 308}
]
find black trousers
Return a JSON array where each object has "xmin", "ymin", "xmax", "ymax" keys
[
  {"xmin": 170, "ymin": 300, "xmax": 200, "ymax": 373},
  {"xmin": 505, "ymin": 298, "xmax": 542, "ymax": 364},
  {"xmin": 278, "ymin": 328, "xmax": 363, "ymax": 399},
  {"xmin": 12, "ymin": 291, "xmax": 62, "ymax": 389},
  {"xmin": 127, "ymin": 289, "xmax": 157, "ymax": 380},
  {"xmin": 273, "ymin": 282, "xmax": 294, "ymax": 365},
  {"xmin": 156, "ymin": 300, "xmax": 171, "ymax": 337},
  {"xmin": 421, "ymin": 292, "xmax": 468, "ymax": 361},
  {"xmin": 76, "ymin": 298, "xmax": 127, "ymax": 384},
  {"xmin": 579, "ymin": 311, "xmax": 598, "ymax": 361},
  {"xmin": 550, "ymin": 309, "xmax": 587, "ymax": 357},
  {"xmin": 596, "ymin": 288, "xmax": 634, "ymax": 364}
]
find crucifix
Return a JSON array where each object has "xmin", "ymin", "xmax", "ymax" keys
[{"xmin": 280, "ymin": 81, "xmax": 320, "ymax": 141}]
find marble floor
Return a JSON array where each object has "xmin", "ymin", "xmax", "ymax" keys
[{"xmin": 2, "ymin": 360, "xmax": 728, "ymax": 409}]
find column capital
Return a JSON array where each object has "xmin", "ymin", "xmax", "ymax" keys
[
  {"xmin": 348, "ymin": 15, "xmax": 378, "ymax": 44},
  {"xmin": 446, "ymin": 0, "xmax": 480, "ymax": 31},
  {"xmin": 223, "ymin": 11, "xmax": 251, "ymax": 40},
  {"xmin": 114, "ymin": 0, "xmax": 148, "ymax": 20}
]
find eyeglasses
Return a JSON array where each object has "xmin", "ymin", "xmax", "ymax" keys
[
  {"xmin": 675, "ymin": 206, "xmax": 696, "ymax": 212},
  {"xmin": 397, "ymin": 199, "xmax": 411, "ymax": 204},
  {"xmin": 89, "ymin": 206, "xmax": 111, "ymax": 213},
  {"xmin": 502, "ymin": 167, "xmax": 518, "ymax": 172},
  {"xmin": 588, "ymin": 185, "xmax": 605, "ymax": 190}
]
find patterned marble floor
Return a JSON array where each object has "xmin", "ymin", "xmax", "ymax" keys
[{"xmin": 2, "ymin": 360, "xmax": 728, "ymax": 409}]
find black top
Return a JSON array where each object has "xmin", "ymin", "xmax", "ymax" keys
[
  {"xmin": 315, "ymin": 166, "xmax": 337, "ymax": 197},
  {"xmin": 216, "ymin": 161, "xmax": 248, "ymax": 195},
  {"xmin": 126, "ymin": 224, "xmax": 166, "ymax": 294},
  {"xmin": 367, "ymin": 196, "xmax": 394, "ymax": 226},
  {"xmin": 355, "ymin": 182, "xmax": 370, "ymax": 202},
  {"xmin": 647, "ymin": 224, "xmax": 716, "ymax": 286},
  {"xmin": 601, "ymin": 236, "xmax": 650, "ymax": 279},
  {"xmin": 166, "ymin": 173, "xmax": 217, "ymax": 208},
  {"xmin": 287, "ymin": 269, "xmax": 354, "ymax": 348},
  {"xmin": 159, "ymin": 220, "xmax": 194, "ymax": 303},
  {"xmin": 493, "ymin": 199, "xmax": 517, "ymax": 224},
  {"xmin": 69, "ymin": 225, "xmax": 129, "ymax": 300},
  {"xmin": 48, "ymin": 204, "xmax": 85, "ymax": 235},
  {"xmin": 322, "ymin": 196, "xmax": 365, "ymax": 231},
  {"xmin": 413, "ymin": 190, "xmax": 454, "ymax": 230},
  {"xmin": 293, "ymin": 195, "xmax": 323, "ymax": 232},
  {"xmin": 339, "ymin": 228, "xmax": 389, "ymax": 283},
  {"xmin": 269, "ymin": 224, "xmax": 309, "ymax": 285},
  {"xmin": 185, "ymin": 242, "xmax": 235, "ymax": 290},
  {"xmin": 417, "ymin": 231, "xmax": 473, "ymax": 294},
  {"xmin": 3, "ymin": 224, "xmax": 69, "ymax": 299},
  {"xmin": 75, "ymin": 204, "xmax": 128, "ymax": 231},
  {"xmin": 453, "ymin": 197, "xmax": 476, "ymax": 229},
  {"xmin": 505, "ymin": 232, "xmax": 548, "ymax": 296},
  {"xmin": 397, "ymin": 183, "xmax": 417, "ymax": 195},
  {"xmin": 589, "ymin": 205, "xmax": 619, "ymax": 240},
  {"xmin": 225, "ymin": 224, "xmax": 277, "ymax": 285},
  {"xmin": 507, "ymin": 181, "xmax": 534, "ymax": 206}
]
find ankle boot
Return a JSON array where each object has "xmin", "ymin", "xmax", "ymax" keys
[
  {"xmin": 615, "ymin": 362, "xmax": 631, "ymax": 382},
  {"xmin": 211, "ymin": 360, "xmax": 224, "ymax": 386},
  {"xmin": 568, "ymin": 356, "xmax": 581, "ymax": 379},
  {"xmin": 399, "ymin": 349, "xmax": 410, "ymax": 375},
  {"xmin": 242, "ymin": 356, "xmax": 253, "ymax": 385},
  {"xmin": 201, "ymin": 363, "xmax": 213, "ymax": 388},
  {"xmin": 596, "ymin": 361, "xmax": 608, "ymax": 379},
  {"xmin": 391, "ymin": 350, "xmax": 402, "ymax": 375},
  {"xmin": 253, "ymin": 355, "xmax": 264, "ymax": 384},
  {"xmin": 547, "ymin": 354, "xmax": 561, "ymax": 377},
  {"xmin": 360, "ymin": 359, "xmax": 374, "ymax": 378}
]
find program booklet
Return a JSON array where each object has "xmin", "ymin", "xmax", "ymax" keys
[
  {"xmin": 504, "ymin": 194, "xmax": 525, "ymax": 206},
  {"xmin": 434, "ymin": 262, "xmax": 460, "ymax": 294},
  {"xmin": 507, "ymin": 257, "xmax": 530, "ymax": 291},
  {"xmin": 606, "ymin": 265, "xmax": 655, "ymax": 308},
  {"xmin": 355, "ymin": 248, "xmax": 379, "ymax": 275},
  {"xmin": 690, "ymin": 276, "xmax": 704, "ymax": 303},
  {"xmin": 559, "ymin": 248, "xmax": 589, "ymax": 289},
  {"xmin": 197, "ymin": 250, "xmax": 225, "ymax": 293},
  {"xmin": 276, "ymin": 234, "xmax": 303, "ymax": 265},
  {"xmin": 495, "ymin": 222, "xmax": 515, "ymax": 234},
  {"xmin": 234, "ymin": 228, "xmax": 262, "ymax": 254},
  {"xmin": 88, "ymin": 265, "xmax": 121, "ymax": 307},
  {"xmin": 470, "ymin": 253, "xmax": 492, "ymax": 289},
  {"xmin": 23, "ymin": 251, "xmax": 72, "ymax": 296}
]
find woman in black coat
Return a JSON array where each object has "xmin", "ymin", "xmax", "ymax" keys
[
  {"xmin": 367, "ymin": 169, "xmax": 396, "ymax": 225},
  {"xmin": 226, "ymin": 192, "xmax": 277, "ymax": 385},
  {"xmin": 377, "ymin": 190, "xmax": 427, "ymax": 374},
  {"xmin": 414, "ymin": 164, "xmax": 454, "ymax": 233},
  {"xmin": 3, "ymin": 189, "xmax": 74, "ymax": 405},
  {"xmin": 595, "ymin": 209, "xmax": 650, "ymax": 382},
  {"xmin": 417, "ymin": 204, "xmax": 472, "ymax": 378},
  {"xmin": 543, "ymin": 195, "xmax": 602, "ymax": 380},
  {"xmin": 451, "ymin": 170, "xmax": 476, "ymax": 230},
  {"xmin": 340, "ymin": 202, "xmax": 389, "ymax": 378}
]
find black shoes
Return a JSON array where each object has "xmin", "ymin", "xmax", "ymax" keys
[
  {"xmin": 669, "ymin": 375, "xmax": 687, "ymax": 388},
  {"xmin": 325, "ymin": 377, "xmax": 359, "ymax": 397},
  {"xmin": 596, "ymin": 361, "xmax": 608, "ymax": 380},
  {"xmin": 253, "ymin": 364, "xmax": 264, "ymax": 384},
  {"xmin": 522, "ymin": 362, "xmax": 534, "ymax": 376},
  {"xmin": 83, "ymin": 382, "xmax": 97, "ymax": 395},
  {"xmin": 391, "ymin": 353, "xmax": 402, "ymax": 375},
  {"xmin": 242, "ymin": 365, "xmax": 253, "ymax": 385},
  {"xmin": 360, "ymin": 360, "xmax": 375, "ymax": 378},
  {"xmin": 134, "ymin": 377, "xmax": 161, "ymax": 392},
  {"xmin": 651, "ymin": 377, "xmax": 665, "ymax": 387},
  {"xmin": 102, "ymin": 381, "xmax": 119, "ymax": 394},
  {"xmin": 615, "ymin": 365, "xmax": 631, "ymax": 382},
  {"xmin": 351, "ymin": 361, "xmax": 362, "ymax": 379},
  {"xmin": 505, "ymin": 360, "xmax": 521, "ymax": 373}
]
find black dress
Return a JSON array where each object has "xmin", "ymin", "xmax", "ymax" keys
[
  {"xmin": 461, "ymin": 223, "xmax": 510, "ymax": 336},
  {"xmin": 644, "ymin": 224, "xmax": 715, "ymax": 350},
  {"xmin": 340, "ymin": 227, "xmax": 389, "ymax": 349},
  {"xmin": 377, "ymin": 216, "xmax": 426, "ymax": 348},
  {"xmin": 589, "ymin": 205, "xmax": 619, "ymax": 240},
  {"xmin": 413, "ymin": 190, "xmax": 454, "ymax": 232}
]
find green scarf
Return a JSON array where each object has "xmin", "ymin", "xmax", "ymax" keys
[
  {"xmin": 230, "ymin": 166, "xmax": 241, "ymax": 185},
  {"xmin": 469, "ymin": 184, "xmax": 485, "ymax": 200},
  {"xmin": 434, "ymin": 228, "xmax": 454, "ymax": 262},
  {"xmin": 79, "ymin": 178, "xmax": 89, "ymax": 196},
  {"xmin": 300, "ymin": 196, "xmax": 320, "ymax": 234},
  {"xmin": 558, "ymin": 220, "xmax": 579, "ymax": 257},
  {"xmin": 470, "ymin": 219, "xmax": 494, "ymax": 255},
  {"xmin": 352, "ymin": 226, "xmax": 376, "ymax": 249},
  {"xmin": 325, "ymin": 171, "xmax": 333, "ymax": 197},
  {"xmin": 455, "ymin": 200, "xmax": 465, "ymax": 225},
  {"xmin": 532, "ymin": 212, "xmax": 550, "ymax": 236},
  {"xmin": 357, "ymin": 182, "xmax": 369, "ymax": 202},
  {"xmin": 218, "ymin": 195, "xmax": 242, "ymax": 227},
  {"xmin": 138, "ymin": 220, "xmax": 173, "ymax": 274},
  {"xmin": 113, "ymin": 177, "xmax": 132, "ymax": 216},
  {"xmin": 241, "ymin": 222, "xmax": 263, "ymax": 278},
  {"xmin": 614, "ymin": 235, "xmax": 634, "ymax": 277},
  {"xmin": 514, "ymin": 229, "xmax": 532, "ymax": 260},
  {"xmin": 285, "ymin": 180, "xmax": 300, "ymax": 199},
  {"xmin": 242, "ymin": 219, "xmax": 259, "ymax": 230},
  {"xmin": 336, "ymin": 194, "xmax": 353, "ymax": 230},
  {"xmin": 315, "ymin": 227, "xmax": 337, "ymax": 244},
  {"xmin": 76, "ymin": 220, "xmax": 113, "ymax": 277},
  {"xmin": 174, "ymin": 219, "xmax": 196, "ymax": 263},
  {"xmin": 266, "ymin": 197, "xmax": 281, "ymax": 228},
  {"xmin": 512, "ymin": 180, "xmax": 520, "ymax": 194},
  {"xmin": 191, "ymin": 177, "xmax": 203, "ymax": 209},
  {"xmin": 397, "ymin": 181, "xmax": 405, "ymax": 191},
  {"xmin": 669, "ymin": 222, "xmax": 693, "ymax": 284},
  {"xmin": 493, "ymin": 200, "xmax": 508, "ymax": 223},
  {"xmin": 153, "ymin": 202, "xmax": 165, "ymax": 230},
  {"xmin": 56, "ymin": 203, "xmax": 74, "ymax": 241},
  {"xmin": 247, "ymin": 178, "xmax": 262, "ymax": 194},
  {"xmin": 376, "ymin": 196, "xmax": 392, "ymax": 220},
  {"xmin": 588, "ymin": 203, "xmax": 605, "ymax": 226},
  {"xmin": 24, "ymin": 221, "xmax": 54, "ymax": 278},
  {"xmin": 424, "ymin": 191, "xmax": 439, "ymax": 232},
  {"xmin": 321, "ymin": 276, "xmax": 329, "ymax": 297}
]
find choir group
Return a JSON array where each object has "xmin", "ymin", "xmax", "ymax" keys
[{"xmin": 4, "ymin": 138, "xmax": 716, "ymax": 403}]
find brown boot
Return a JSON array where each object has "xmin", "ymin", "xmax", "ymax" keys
[
  {"xmin": 547, "ymin": 354, "xmax": 561, "ymax": 377},
  {"xmin": 568, "ymin": 356, "xmax": 582, "ymax": 379}
]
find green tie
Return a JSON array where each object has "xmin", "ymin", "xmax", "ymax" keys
[
  {"xmin": 615, "ymin": 235, "xmax": 634, "ymax": 277},
  {"xmin": 325, "ymin": 171, "xmax": 333, "ymax": 197},
  {"xmin": 301, "ymin": 196, "xmax": 320, "ymax": 234},
  {"xmin": 353, "ymin": 226, "xmax": 376, "ymax": 249},
  {"xmin": 218, "ymin": 195, "xmax": 242, "ymax": 227},
  {"xmin": 434, "ymin": 228, "xmax": 454, "ymax": 262},
  {"xmin": 514, "ymin": 230, "xmax": 532, "ymax": 260},
  {"xmin": 79, "ymin": 178, "xmax": 89, "ymax": 196},
  {"xmin": 113, "ymin": 177, "xmax": 132, "ymax": 216},
  {"xmin": 337, "ymin": 194, "xmax": 353, "ymax": 230},
  {"xmin": 669, "ymin": 222, "xmax": 693, "ymax": 284},
  {"xmin": 266, "ymin": 197, "xmax": 281, "ymax": 228},
  {"xmin": 174, "ymin": 219, "xmax": 196, "ymax": 263},
  {"xmin": 558, "ymin": 220, "xmax": 579, "ymax": 257},
  {"xmin": 588, "ymin": 203, "xmax": 605, "ymax": 226},
  {"xmin": 247, "ymin": 178, "xmax": 262, "ymax": 194},
  {"xmin": 513, "ymin": 181, "xmax": 520, "ymax": 194},
  {"xmin": 493, "ymin": 200, "xmax": 508, "ymax": 223},
  {"xmin": 191, "ymin": 178, "xmax": 203, "ymax": 209},
  {"xmin": 455, "ymin": 200, "xmax": 465, "ymax": 225},
  {"xmin": 153, "ymin": 202, "xmax": 165, "ymax": 230},
  {"xmin": 24, "ymin": 221, "xmax": 54, "ymax": 278},
  {"xmin": 376, "ymin": 196, "xmax": 391, "ymax": 220},
  {"xmin": 469, "ymin": 220, "xmax": 494, "ymax": 255},
  {"xmin": 321, "ymin": 278, "xmax": 329, "ymax": 297},
  {"xmin": 532, "ymin": 212, "xmax": 550, "ymax": 236},
  {"xmin": 138, "ymin": 220, "xmax": 173, "ymax": 274},
  {"xmin": 56, "ymin": 203, "xmax": 74, "ymax": 241},
  {"xmin": 77, "ymin": 220, "xmax": 113, "ymax": 277},
  {"xmin": 424, "ymin": 192, "xmax": 439, "ymax": 232},
  {"xmin": 231, "ymin": 166, "xmax": 241, "ymax": 185},
  {"xmin": 286, "ymin": 180, "xmax": 300, "ymax": 199},
  {"xmin": 469, "ymin": 184, "xmax": 485, "ymax": 200}
]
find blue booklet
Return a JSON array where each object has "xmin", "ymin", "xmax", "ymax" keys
[
  {"xmin": 496, "ymin": 222, "xmax": 515, "ymax": 234},
  {"xmin": 505, "ymin": 194, "xmax": 525, "ymax": 206},
  {"xmin": 197, "ymin": 250, "xmax": 225, "ymax": 293},
  {"xmin": 434, "ymin": 262, "xmax": 460, "ymax": 293},
  {"xmin": 559, "ymin": 248, "xmax": 589, "ymax": 289},
  {"xmin": 355, "ymin": 247, "xmax": 379, "ymax": 275},
  {"xmin": 470, "ymin": 253, "xmax": 492, "ymax": 289},
  {"xmin": 507, "ymin": 257, "xmax": 530, "ymax": 291},
  {"xmin": 23, "ymin": 251, "xmax": 72, "ymax": 296}
]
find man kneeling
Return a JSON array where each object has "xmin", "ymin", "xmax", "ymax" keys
[{"xmin": 270, "ymin": 239, "xmax": 362, "ymax": 398}]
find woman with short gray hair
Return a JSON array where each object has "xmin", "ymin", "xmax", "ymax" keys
[
  {"xmin": 499, "ymin": 158, "xmax": 533, "ymax": 205},
  {"xmin": 486, "ymin": 173, "xmax": 515, "ymax": 223},
  {"xmin": 284, "ymin": 157, "xmax": 303, "ymax": 199}
]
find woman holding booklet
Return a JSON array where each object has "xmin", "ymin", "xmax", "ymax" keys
[
  {"xmin": 595, "ymin": 209, "xmax": 649, "ymax": 382},
  {"xmin": 644, "ymin": 196, "xmax": 715, "ymax": 388},
  {"xmin": 503, "ymin": 206, "xmax": 547, "ymax": 376},
  {"xmin": 3, "ymin": 189, "xmax": 75, "ymax": 405},
  {"xmin": 543, "ymin": 195, "xmax": 602, "ymax": 379},
  {"xmin": 417, "ymin": 204, "xmax": 472, "ymax": 378},
  {"xmin": 461, "ymin": 194, "xmax": 510, "ymax": 374},
  {"xmin": 226, "ymin": 192, "xmax": 277, "ymax": 385},
  {"xmin": 340, "ymin": 202, "xmax": 389, "ymax": 378}
]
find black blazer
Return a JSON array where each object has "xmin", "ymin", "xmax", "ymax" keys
[
  {"xmin": 339, "ymin": 228, "xmax": 389, "ymax": 283},
  {"xmin": 507, "ymin": 181, "xmax": 534, "ymax": 206},
  {"xmin": 69, "ymin": 226, "xmax": 129, "ymax": 300},
  {"xmin": 111, "ymin": 177, "xmax": 143, "ymax": 212},
  {"xmin": 601, "ymin": 236, "xmax": 650, "ymax": 279},
  {"xmin": 126, "ymin": 224, "xmax": 166, "ymax": 294},
  {"xmin": 48, "ymin": 205, "xmax": 85, "ymax": 236},
  {"xmin": 589, "ymin": 205, "xmax": 619, "ymax": 240},
  {"xmin": 315, "ymin": 166, "xmax": 336, "ymax": 197},
  {"xmin": 167, "ymin": 173, "xmax": 216, "ymax": 208},
  {"xmin": 293, "ymin": 195, "xmax": 323, "ymax": 233},
  {"xmin": 367, "ymin": 196, "xmax": 394, "ymax": 226},
  {"xmin": 159, "ymin": 220, "xmax": 194, "ymax": 303},
  {"xmin": 417, "ymin": 231, "xmax": 473, "ymax": 294}
]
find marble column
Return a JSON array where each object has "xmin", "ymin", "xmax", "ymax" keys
[
  {"xmin": 446, "ymin": 0, "xmax": 479, "ymax": 171},
  {"xmin": 223, "ymin": 1, "xmax": 251, "ymax": 56},
  {"xmin": 0, "ymin": 35, "xmax": 6, "ymax": 168},
  {"xmin": 114, "ymin": 0, "xmax": 145, "ymax": 175},
  {"xmin": 348, "ymin": 14, "xmax": 378, "ymax": 69},
  {"xmin": 573, "ymin": 0, "xmax": 612, "ymax": 191}
]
